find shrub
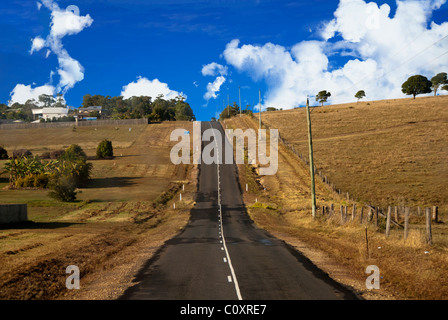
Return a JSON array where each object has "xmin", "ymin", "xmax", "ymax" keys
[
  {"xmin": 0, "ymin": 146, "xmax": 8, "ymax": 159},
  {"xmin": 15, "ymin": 177, "xmax": 25, "ymax": 188},
  {"xmin": 50, "ymin": 149, "xmax": 65, "ymax": 159},
  {"xmin": 48, "ymin": 175, "xmax": 77, "ymax": 202},
  {"xmin": 96, "ymin": 139, "xmax": 113, "ymax": 159},
  {"xmin": 13, "ymin": 149, "xmax": 32, "ymax": 159},
  {"xmin": 40, "ymin": 151, "xmax": 51, "ymax": 159},
  {"xmin": 61, "ymin": 144, "xmax": 87, "ymax": 161},
  {"xmin": 15, "ymin": 175, "xmax": 35, "ymax": 188},
  {"xmin": 34, "ymin": 173, "xmax": 49, "ymax": 188}
]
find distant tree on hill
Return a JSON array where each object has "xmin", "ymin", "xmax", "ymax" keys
[
  {"xmin": 431, "ymin": 72, "xmax": 447, "ymax": 96},
  {"xmin": 355, "ymin": 90, "xmax": 366, "ymax": 102},
  {"xmin": 316, "ymin": 90, "xmax": 331, "ymax": 106},
  {"xmin": 401, "ymin": 75, "xmax": 432, "ymax": 99},
  {"xmin": 219, "ymin": 102, "xmax": 240, "ymax": 120}
]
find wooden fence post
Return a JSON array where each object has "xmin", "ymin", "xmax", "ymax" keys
[
  {"xmin": 426, "ymin": 207, "xmax": 433, "ymax": 245},
  {"xmin": 330, "ymin": 203, "xmax": 334, "ymax": 216},
  {"xmin": 352, "ymin": 203, "xmax": 357, "ymax": 221},
  {"xmin": 359, "ymin": 207, "xmax": 364, "ymax": 224},
  {"xmin": 404, "ymin": 207, "xmax": 410, "ymax": 241},
  {"xmin": 374, "ymin": 207, "xmax": 379, "ymax": 228},
  {"xmin": 432, "ymin": 206, "xmax": 438, "ymax": 223},
  {"xmin": 386, "ymin": 206, "xmax": 391, "ymax": 237},
  {"xmin": 365, "ymin": 227, "xmax": 369, "ymax": 259}
]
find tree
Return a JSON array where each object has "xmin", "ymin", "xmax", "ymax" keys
[
  {"xmin": 60, "ymin": 144, "xmax": 87, "ymax": 162},
  {"xmin": 0, "ymin": 146, "xmax": 8, "ymax": 159},
  {"xmin": 219, "ymin": 102, "xmax": 240, "ymax": 120},
  {"xmin": 431, "ymin": 72, "xmax": 447, "ymax": 96},
  {"xmin": 401, "ymin": 75, "xmax": 432, "ymax": 99},
  {"xmin": 355, "ymin": 90, "xmax": 366, "ymax": 102},
  {"xmin": 315, "ymin": 91, "xmax": 331, "ymax": 106},
  {"xmin": 48, "ymin": 175, "xmax": 77, "ymax": 202},
  {"xmin": 53, "ymin": 94, "xmax": 66, "ymax": 108},
  {"xmin": 96, "ymin": 139, "xmax": 113, "ymax": 159},
  {"xmin": 38, "ymin": 94, "xmax": 56, "ymax": 108}
]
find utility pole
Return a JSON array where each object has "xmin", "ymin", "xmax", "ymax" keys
[
  {"xmin": 227, "ymin": 94, "xmax": 230, "ymax": 118},
  {"xmin": 306, "ymin": 97, "xmax": 316, "ymax": 219},
  {"xmin": 239, "ymin": 86, "xmax": 242, "ymax": 117},
  {"xmin": 258, "ymin": 90, "xmax": 261, "ymax": 131}
]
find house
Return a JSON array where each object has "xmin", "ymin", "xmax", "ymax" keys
[
  {"xmin": 77, "ymin": 106, "xmax": 102, "ymax": 120},
  {"xmin": 32, "ymin": 107, "xmax": 69, "ymax": 121}
]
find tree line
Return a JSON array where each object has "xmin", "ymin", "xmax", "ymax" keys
[
  {"xmin": 219, "ymin": 102, "xmax": 253, "ymax": 120},
  {"xmin": 0, "ymin": 93, "xmax": 195, "ymax": 122},
  {"xmin": 81, "ymin": 94, "xmax": 195, "ymax": 121}
]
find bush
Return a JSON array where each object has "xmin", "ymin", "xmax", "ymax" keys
[
  {"xmin": 96, "ymin": 139, "xmax": 113, "ymax": 159},
  {"xmin": 50, "ymin": 149, "xmax": 65, "ymax": 159},
  {"xmin": 15, "ymin": 175, "xmax": 35, "ymax": 188},
  {"xmin": 61, "ymin": 144, "xmax": 87, "ymax": 161},
  {"xmin": 34, "ymin": 173, "xmax": 49, "ymax": 188},
  {"xmin": 13, "ymin": 149, "xmax": 32, "ymax": 159},
  {"xmin": 40, "ymin": 151, "xmax": 51, "ymax": 159},
  {"xmin": 48, "ymin": 175, "xmax": 77, "ymax": 202},
  {"xmin": 0, "ymin": 146, "xmax": 8, "ymax": 159}
]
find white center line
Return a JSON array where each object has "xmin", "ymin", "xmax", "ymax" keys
[{"xmin": 209, "ymin": 122, "xmax": 243, "ymax": 301}]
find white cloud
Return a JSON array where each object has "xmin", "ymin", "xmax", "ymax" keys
[
  {"xmin": 201, "ymin": 62, "xmax": 229, "ymax": 103},
  {"xmin": 30, "ymin": 36, "xmax": 46, "ymax": 54},
  {"xmin": 56, "ymin": 52, "xmax": 86, "ymax": 94},
  {"xmin": 222, "ymin": 0, "xmax": 448, "ymax": 109},
  {"xmin": 121, "ymin": 76, "xmax": 185, "ymax": 100},
  {"xmin": 201, "ymin": 62, "xmax": 228, "ymax": 77},
  {"xmin": 9, "ymin": 84, "xmax": 55, "ymax": 105},
  {"xmin": 204, "ymin": 76, "xmax": 226, "ymax": 101},
  {"xmin": 49, "ymin": 5, "xmax": 93, "ymax": 38},
  {"xmin": 11, "ymin": 0, "xmax": 93, "ymax": 104}
]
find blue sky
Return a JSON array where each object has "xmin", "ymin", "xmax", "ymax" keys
[{"xmin": 1, "ymin": 0, "xmax": 447, "ymax": 121}]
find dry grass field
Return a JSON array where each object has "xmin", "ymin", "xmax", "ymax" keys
[
  {"xmin": 224, "ymin": 97, "xmax": 448, "ymax": 300},
  {"xmin": 0, "ymin": 121, "xmax": 197, "ymax": 299},
  {"xmin": 258, "ymin": 95, "xmax": 448, "ymax": 213}
]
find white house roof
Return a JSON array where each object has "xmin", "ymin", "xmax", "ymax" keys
[{"xmin": 32, "ymin": 107, "xmax": 69, "ymax": 115}]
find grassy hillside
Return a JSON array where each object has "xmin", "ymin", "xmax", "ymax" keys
[
  {"xmin": 0, "ymin": 121, "xmax": 196, "ymax": 299},
  {"xmin": 258, "ymin": 95, "xmax": 448, "ymax": 213},
  {"xmin": 224, "ymin": 97, "xmax": 448, "ymax": 300}
]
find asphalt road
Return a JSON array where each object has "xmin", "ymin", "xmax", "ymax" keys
[{"xmin": 120, "ymin": 121, "xmax": 358, "ymax": 300}]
